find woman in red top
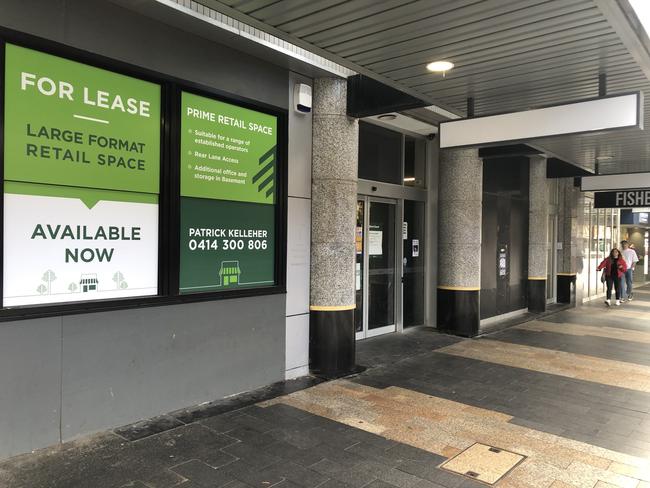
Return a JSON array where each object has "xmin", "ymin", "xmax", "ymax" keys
[{"xmin": 597, "ymin": 248, "xmax": 628, "ymax": 306}]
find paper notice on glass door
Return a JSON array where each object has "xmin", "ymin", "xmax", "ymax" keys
[{"xmin": 369, "ymin": 230, "xmax": 383, "ymax": 255}]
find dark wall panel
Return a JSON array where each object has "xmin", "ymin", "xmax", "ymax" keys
[
  {"xmin": 480, "ymin": 193, "xmax": 498, "ymax": 319},
  {"xmin": 481, "ymin": 157, "xmax": 529, "ymax": 319}
]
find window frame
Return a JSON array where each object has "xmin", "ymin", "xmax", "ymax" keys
[{"xmin": 0, "ymin": 27, "xmax": 288, "ymax": 322}]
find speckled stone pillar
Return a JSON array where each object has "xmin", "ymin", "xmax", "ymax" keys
[
  {"xmin": 528, "ymin": 156, "xmax": 549, "ymax": 312},
  {"xmin": 557, "ymin": 178, "xmax": 579, "ymax": 305},
  {"xmin": 437, "ymin": 148, "xmax": 482, "ymax": 337},
  {"xmin": 309, "ymin": 78, "xmax": 359, "ymax": 378}
]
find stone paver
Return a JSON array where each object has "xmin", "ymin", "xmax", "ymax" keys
[{"xmin": 0, "ymin": 286, "xmax": 649, "ymax": 488}]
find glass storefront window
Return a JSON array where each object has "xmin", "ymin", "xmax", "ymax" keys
[
  {"xmin": 581, "ymin": 198, "xmax": 624, "ymax": 300},
  {"xmin": 359, "ymin": 122, "xmax": 428, "ymax": 189},
  {"xmin": 590, "ymin": 202, "xmax": 599, "ymax": 297},
  {"xmin": 355, "ymin": 200, "xmax": 364, "ymax": 333},
  {"xmin": 358, "ymin": 122, "xmax": 403, "ymax": 184},
  {"xmin": 604, "ymin": 208, "xmax": 614, "ymax": 256},
  {"xmin": 404, "ymin": 136, "xmax": 426, "ymax": 188}
]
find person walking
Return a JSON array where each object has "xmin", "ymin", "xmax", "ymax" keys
[
  {"xmin": 620, "ymin": 240, "xmax": 639, "ymax": 301},
  {"xmin": 597, "ymin": 248, "xmax": 627, "ymax": 306}
]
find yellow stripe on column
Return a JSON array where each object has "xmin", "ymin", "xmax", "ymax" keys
[
  {"xmin": 437, "ymin": 285, "xmax": 480, "ymax": 291},
  {"xmin": 557, "ymin": 273, "xmax": 577, "ymax": 276},
  {"xmin": 528, "ymin": 276, "xmax": 547, "ymax": 280},
  {"xmin": 310, "ymin": 304, "xmax": 356, "ymax": 311}
]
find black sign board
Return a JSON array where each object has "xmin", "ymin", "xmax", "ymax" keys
[{"xmin": 594, "ymin": 189, "xmax": 650, "ymax": 208}]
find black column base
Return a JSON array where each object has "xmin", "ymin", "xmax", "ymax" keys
[
  {"xmin": 309, "ymin": 308, "xmax": 358, "ymax": 379},
  {"xmin": 528, "ymin": 279, "xmax": 546, "ymax": 313},
  {"xmin": 557, "ymin": 274, "xmax": 577, "ymax": 305},
  {"xmin": 437, "ymin": 288, "xmax": 479, "ymax": 337}
]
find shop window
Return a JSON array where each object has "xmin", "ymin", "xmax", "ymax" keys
[
  {"xmin": 0, "ymin": 36, "xmax": 286, "ymax": 319},
  {"xmin": 404, "ymin": 136, "xmax": 426, "ymax": 188},
  {"xmin": 358, "ymin": 122, "xmax": 402, "ymax": 185}
]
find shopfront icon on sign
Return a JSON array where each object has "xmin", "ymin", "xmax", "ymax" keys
[{"xmin": 219, "ymin": 261, "xmax": 241, "ymax": 286}]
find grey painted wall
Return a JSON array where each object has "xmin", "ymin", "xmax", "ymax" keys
[
  {"xmin": 0, "ymin": 0, "xmax": 288, "ymax": 109},
  {"xmin": 0, "ymin": 0, "xmax": 295, "ymax": 459},
  {"xmin": 285, "ymin": 71, "xmax": 312, "ymax": 379}
]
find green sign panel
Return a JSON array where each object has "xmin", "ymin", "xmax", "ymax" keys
[
  {"xmin": 3, "ymin": 44, "xmax": 162, "ymax": 307},
  {"xmin": 179, "ymin": 91, "xmax": 279, "ymax": 294},
  {"xmin": 4, "ymin": 43, "xmax": 161, "ymax": 194},
  {"xmin": 180, "ymin": 91, "xmax": 277, "ymax": 204},
  {"xmin": 179, "ymin": 197, "xmax": 275, "ymax": 293}
]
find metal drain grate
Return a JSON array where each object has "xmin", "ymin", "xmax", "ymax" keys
[{"xmin": 440, "ymin": 443, "xmax": 526, "ymax": 484}]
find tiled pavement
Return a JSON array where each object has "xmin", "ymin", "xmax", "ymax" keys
[{"xmin": 1, "ymin": 288, "xmax": 650, "ymax": 487}]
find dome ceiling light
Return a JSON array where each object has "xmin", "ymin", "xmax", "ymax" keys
[{"xmin": 426, "ymin": 60, "xmax": 454, "ymax": 77}]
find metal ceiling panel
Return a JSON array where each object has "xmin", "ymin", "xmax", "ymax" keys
[
  {"xmin": 358, "ymin": 9, "xmax": 607, "ymax": 69},
  {"xmin": 300, "ymin": 0, "xmax": 474, "ymax": 46},
  {"xmin": 205, "ymin": 0, "xmax": 650, "ymax": 174},
  {"xmin": 328, "ymin": 0, "xmax": 554, "ymax": 56},
  {"xmin": 275, "ymin": 0, "xmax": 409, "ymax": 35}
]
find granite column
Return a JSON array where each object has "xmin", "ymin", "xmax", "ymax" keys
[
  {"xmin": 309, "ymin": 78, "xmax": 359, "ymax": 378},
  {"xmin": 437, "ymin": 148, "xmax": 482, "ymax": 337},
  {"xmin": 557, "ymin": 178, "xmax": 579, "ymax": 304},
  {"xmin": 528, "ymin": 156, "xmax": 549, "ymax": 312}
]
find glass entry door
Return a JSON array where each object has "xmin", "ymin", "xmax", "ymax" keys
[
  {"xmin": 355, "ymin": 197, "xmax": 397, "ymax": 339},
  {"xmin": 403, "ymin": 200, "xmax": 425, "ymax": 327}
]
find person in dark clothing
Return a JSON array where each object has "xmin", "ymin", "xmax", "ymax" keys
[{"xmin": 597, "ymin": 248, "xmax": 628, "ymax": 306}]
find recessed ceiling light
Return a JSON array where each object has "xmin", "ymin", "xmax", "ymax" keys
[
  {"xmin": 377, "ymin": 113, "xmax": 397, "ymax": 120},
  {"xmin": 596, "ymin": 155, "xmax": 613, "ymax": 161},
  {"xmin": 426, "ymin": 61, "xmax": 454, "ymax": 73}
]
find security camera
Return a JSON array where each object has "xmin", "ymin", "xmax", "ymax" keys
[
  {"xmin": 293, "ymin": 83, "xmax": 312, "ymax": 114},
  {"xmin": 426, "ymin": 133, "xmax": 437, "ymax": 140}
]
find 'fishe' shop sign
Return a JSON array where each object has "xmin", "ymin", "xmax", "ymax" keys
[{"xmin": 594, "ymin": 189, "xmax": 650, "ymax": 208}]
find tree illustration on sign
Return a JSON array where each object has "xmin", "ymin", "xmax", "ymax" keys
[
  {"xmin": 42, "ymin": 270, "xmax": 57, "ymax": 294},
  {"xmin": 68, "ymin": 282, "xmax": 78, "ymax": 293},
  {"xmin": 113, "ymin": 271, "xmax": 128, "ymax": 290},
  {"xmin": 37, "ymin": 284, "xmax": 47, "ymax": 295}
]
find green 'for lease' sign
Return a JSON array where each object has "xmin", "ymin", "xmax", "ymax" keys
[
  {"xmin": 4, "ymin": 43, "xmax": 161, "ymax": 194},
  {"xmin": 3, "ymin": 44, "xmax": 161, "ymax": 307}
]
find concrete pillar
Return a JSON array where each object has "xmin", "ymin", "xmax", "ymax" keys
[
  {"xmin": 557, "ymin": 178, "xmax": 579, "ymax": 305},
  {"xmin": 528, "ymin": 156, "xmax": 549, "ymax": 312},
  {"xmin": 309, "ymin": 78, "xmax": 359, "ymax": 378},
  {"xmin": 437, "ymin": 148, "xmax": 482, "ymax": 337}
]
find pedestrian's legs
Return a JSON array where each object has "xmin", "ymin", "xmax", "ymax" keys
[
  {"xmin": 614, "ymin": 275, "xmax": 621, "ymax": 300},
  {"xmin": 626, "ymin": 269, "xmax": 634, "ymax": 298},
  {"xmin": 606, "ymin": 277, "xmax": 613, "ymax": 300},
  {"xmin": 620, "ymin": 275, "xmax": 626, "ymax": 299}
]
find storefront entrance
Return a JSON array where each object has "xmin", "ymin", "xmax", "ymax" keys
[
  {"xmin": 355, "ymin": 196, "xmax": 426, "ymax": 340},
  {"xmin": 355, "ymin": 197, "xmax": 398, "ymax": 339}
]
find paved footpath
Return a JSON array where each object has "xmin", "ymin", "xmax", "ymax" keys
[{"xmin": 2, "ymin": 288, "xmax": 650, "ymax": 488}]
